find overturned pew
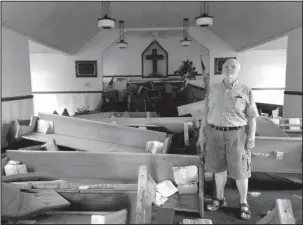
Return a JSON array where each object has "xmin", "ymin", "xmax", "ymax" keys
[
  {"xmin": 16, "ymin": 113, "xmax": 167, "ymax": 153},
  {"xmin": 6, "ymin": 150, "xmax": 206, "ymax": 223}
]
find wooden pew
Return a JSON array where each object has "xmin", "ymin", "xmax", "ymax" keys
[
  {"xmin": 6, "ymin": 150, "xmax": 205, "ymax": 223},
  {"xmin": 252, "ymin": 136, "xmax": 302, "ymax": 174},
  {"xmin": 74, "ymin": 114, "xmax": 196, "ymax": 133},
  {"xmin": 19, "ymin": 113, "xmax": 167, "ymax": 153}
]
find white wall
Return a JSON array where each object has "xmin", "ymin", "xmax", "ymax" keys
[
  {"xmin": 2, "ymin": 27, "xmax": 34, "ymax": 147},
  {"xmin": 29, "ymin": 30, "xmax": 120, "ymax": 115},
  {"xmin": 284, "ymin": 27, "xmax": 302, "ymax": 117}
]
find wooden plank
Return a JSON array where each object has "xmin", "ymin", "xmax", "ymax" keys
[
  {"xmin": 2, "ymin": 172, "xmax": 58, "ymax": 183},
  {"xmin": 38, "ymin": 113, "xmax": 167, "ymax": 149},
  {"xmin": 199, "ymin": 162, "xmax": 205, "ymax": 218},
  {"xmin": 256, "ymin": 199, "xmax": 296, "ymax": 224},
  {"xmin": 135, "ymin": 165, "xmax": 156, "ymax": 224},
  {"xmin": 21, "ymin": 132, "xmax": 144, "ymax": 153},
  {"xmin": 184, "ymin": 122, "xmax": 190, "ymax": 146},
  {"xmin": 251, "ymin": 137, "xmax": 302, "ymax": 174},
  {"xmin": 6, "ymin": 150, "xmax": 200, "ymax": 183},
  {"xmin": 275, "ymin": 199, "xmax": 296, "ymax": 224},
  {"xmin": 71, "ymin": 114, "xmax": 196, "ymax": 133},
  {"xmin": 76, "ymin": 183, "xmax": 137, "ymax": 191},
  {"xmin": 10, "ymin": 180, "xmax": 69, "ymax": 189},
  {"xmin": 177, "ymin": 100, "xmax": 205, "ymax": 117}
]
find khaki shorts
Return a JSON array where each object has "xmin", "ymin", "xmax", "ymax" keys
[{"xmin": 204, "ymin": 124, "xmax": 251, "ymax": 180}]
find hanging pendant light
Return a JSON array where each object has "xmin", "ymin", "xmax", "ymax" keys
[
  {"xmin": 117, "ymin": 20, "xmax": 128, "ymax": 48},
  {"xmin": 97, "ymin": 1, "xmax": 116, "ymax": 29},
  {"xmin": 180, "ymin": 18, "xmax": 191, "ymax": 47},
  {"xmin": 195, "ymin": 1, "xmax": 213, "ymax": 27}
]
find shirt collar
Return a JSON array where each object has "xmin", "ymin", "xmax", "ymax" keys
[{"xmin": 221, "ymin": 79, "xmax": 239, "ymax": 89}]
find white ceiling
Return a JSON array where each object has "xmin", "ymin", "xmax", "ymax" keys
[{"xmin": 2, "ymin": 1, "xmax": 302, "ymax": 54}]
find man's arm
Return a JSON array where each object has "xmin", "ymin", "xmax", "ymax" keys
[
  {"xmin": 245, "ymin": 89, "xmax": 259, "ymax": 149},
  {"xmin": 198, "ymin": 90, "xmax": 210, "ymax": 143},
  {"xmin": 247, "ymin": 116, "xmax": 256, "ymax": 141}
]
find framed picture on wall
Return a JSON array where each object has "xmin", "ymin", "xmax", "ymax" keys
[
  {"xmin": 214, "ymin": 57, "xmax": 236, "ymax": 75},
  {"xmin": 75, "ymin": 60, "xmax": 97, "ymax": 77}
]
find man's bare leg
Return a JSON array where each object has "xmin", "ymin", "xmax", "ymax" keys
[
  {"xmin": 215, "ymin": 170, "xmax": 228, "ymax": 199},
  {"xmin": 235, "ymin": 178, "xmax": 248, "ymax": 204}
]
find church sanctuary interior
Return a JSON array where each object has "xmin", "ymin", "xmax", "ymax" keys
[{"xmin": 1, "ymin": 1, "xmax": 302, "ymax": 224}]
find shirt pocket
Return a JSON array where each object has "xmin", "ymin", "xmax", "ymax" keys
[{"xmin": 234, "ymin": 97, "xmax": 246, "ymax": 112}]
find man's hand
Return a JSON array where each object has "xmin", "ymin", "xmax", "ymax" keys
[
  {"xmin": 246, "ymin": 138, "xmax": 255, "ymax": 150},
  {"xmin": 196, "ymin": 135, "xmax": 206, "ymax": 153}
]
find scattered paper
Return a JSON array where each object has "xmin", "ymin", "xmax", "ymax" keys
[
  {"xmin": 145, "ymin": 141, "xmax": 164, "ymax": 154},
  {"xmin": 172, "ymin": 165, "xmax": 198, "ymax": 185},
  {"xmin": 4, "ymin": 164, "xmax": 27, "ymax": 176},
  {"xmin": 156, "ymin": 191, "xmax": 168, "ymax": 206},
  {"xmin": 156, "ymin": 180, "xmax": 178, "ymax": 198},
  {"xmin": 248, "ymin": 191, "xmax": 261, "ymax": 197},
  {"xmin": 78, "ymin": 185, "xmax": 89, "ymax": 190},
  {"xmin": 91, "ymin": 215, "xmax": 105, "ymax": 224},
  {"xmin": 7, "ymin": 160, "xmax": 20, "ymax": 165}
]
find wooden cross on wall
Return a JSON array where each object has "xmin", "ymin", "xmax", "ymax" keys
[{"xmin": 146, "ymin": 49, "xmax": 164, "ymax": 75}]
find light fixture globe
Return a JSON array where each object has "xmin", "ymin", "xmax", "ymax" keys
[
  {"xmin": 117, "ymin": 40, "xmax": 128, "ymax": 48},
  {"xmin": 195, "ymin": 14, "xmax": 213, "ymax": 27},
  {"xmin": 180, "ymin": 37, "xmax": 192, "ymax": 47},
  {"xmin": 98, "ymin": 15, "xmax": 116, "ymax": 29}
]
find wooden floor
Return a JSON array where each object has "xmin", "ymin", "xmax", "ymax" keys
[{"xmin": 174, "ymin": 173, "xmax": 302, "ymax": 224}]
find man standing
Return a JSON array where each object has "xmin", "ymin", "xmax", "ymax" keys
[{"xmin": 197, "ymin": 59, "xmax": 259, "ymax": 220}]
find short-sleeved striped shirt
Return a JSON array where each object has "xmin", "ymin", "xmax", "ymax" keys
[{"xmin": 202, "ymin": 79, "xmax": 259, "ymax": 127}]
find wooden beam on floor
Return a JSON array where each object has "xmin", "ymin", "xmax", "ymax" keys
[{"xmin": 256, "ymin": 199, "xmax": 296, "ymax": 224}]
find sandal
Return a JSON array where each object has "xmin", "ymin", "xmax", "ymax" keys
[
  {"xmin": 239, "ymin": 203, "xmax": 251, "ymax": 220},
  {"xmin": 206, "ymin": 197, "xmax": 227, "ymax": 211}
]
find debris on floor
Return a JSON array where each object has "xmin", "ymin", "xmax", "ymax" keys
[{"xmin": 248, "ymin": 191, "xmax": 262, "ymax": 197}]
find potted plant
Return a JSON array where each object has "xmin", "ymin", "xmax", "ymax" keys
[{"xmin": 174, "ymin": 60, "xmax": 198, "ymax": 80}]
